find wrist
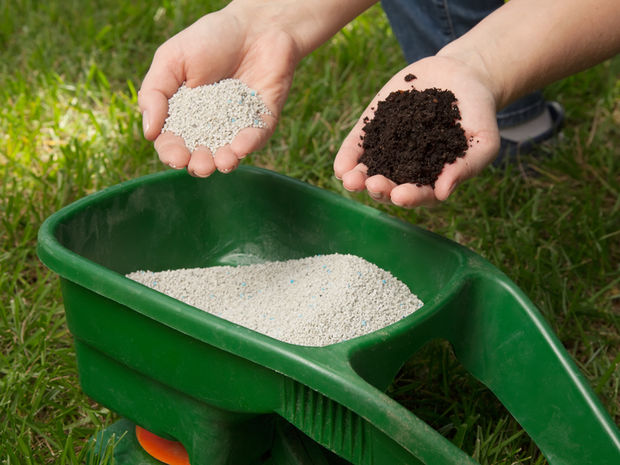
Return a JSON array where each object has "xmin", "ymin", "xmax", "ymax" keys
[
  {"xmin": 226, "ymin": 0, "xmax": 377, "ymax": 60},
  {"xmin": 437, "ymin": 41, "xmax": 506, "ymax": 110},
  {"xmin": 223, "ymin": 1, "xmax": 303, "ymax": 63}
]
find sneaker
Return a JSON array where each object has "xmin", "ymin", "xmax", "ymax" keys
[{"xmin": 494, "ymin": 101, "xmax": 565, "ymax": 166}]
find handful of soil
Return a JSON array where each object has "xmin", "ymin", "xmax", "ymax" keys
[{"xmin": 359, "ymin": 76, "xmax": 468, "ymax": 187}]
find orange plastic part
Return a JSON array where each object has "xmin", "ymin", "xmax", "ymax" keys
[{"xmin": 135, "ymin": 425, "xmax": 190, "ymax": 465}]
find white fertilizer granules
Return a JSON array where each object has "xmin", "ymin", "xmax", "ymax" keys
[
  {"xmin": 162, "ymin": 79, "xmax": 271, "ymax": 153},
  {"xmin": 126, "ymin": 254, "xmax": 423, "ymax": 347}
]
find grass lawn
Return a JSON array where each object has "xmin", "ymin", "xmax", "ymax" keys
[{"xmin": 1, "ymin": 0, "xmax": 618, "ymax": 464}]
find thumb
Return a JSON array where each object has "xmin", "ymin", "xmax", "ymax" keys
[
  {"xmin": 138, "ymin": 45, "xmax": 185, "ymax": 141},
  {"xmin": 433, "ymin": 128, "xmax": 500, "ymax": 201},
  {"xmin": 334, "ymin": 100, "xmax": 378, "ymax": 180}
]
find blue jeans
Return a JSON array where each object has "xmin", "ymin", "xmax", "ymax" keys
[{"xmin": 381, "ymin": 0, "xmax": 546, "ymax": 128}]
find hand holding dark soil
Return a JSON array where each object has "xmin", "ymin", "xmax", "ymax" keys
[{"xmin": 334, "ymin": 56, "xmax": 501, "ymax": 207}]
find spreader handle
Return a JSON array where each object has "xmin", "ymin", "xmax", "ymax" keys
[
  {"xmin": 275, "ymin": 271, "xmax": 620, "ymax": 465},
  {"xmin": 441, "ymin": 272, "xmax": 620, "ymax": 465}
]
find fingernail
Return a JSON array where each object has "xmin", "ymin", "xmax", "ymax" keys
[
  {"xmin": 168, "ymin": 161, "xmax": 177, "ymax": 169},
  {"xmin": 446, "ymin": 183, "xmax": 456, "ymax": 197},
  {"xmin": 142, "ymin": 111, "xmax": 150, "ymax": 135},
  {"xmin": 367, "ymin": 190, "xmax": 383, "ymax": 200},
  {"xmin": 221, "ymin": 168, "xmax": 232, "ymax": 174},
  {"xmin": 391, "ymin": 196, "xmax": 405, "ymax": 207}
]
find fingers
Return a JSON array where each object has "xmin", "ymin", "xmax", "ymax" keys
[
  {"xmin": 154, "ymin": 132, "xmax": 191, "ymax": 169},
  {"xmin": 341, "ymin": 164, "xmax": 368, "ymax": 192},
  {"xmin": 339, "ymin": 161, "xmax": 439, "ymax": 207},
  {"xmin": 336, "ymin": 141, "xmax": 491, "ymax": 208},
  {"xmin": 154, "ymin": 131, "xmax": 245, "ymax": 177},
  {"xmin": 186, "ymin": 145, "xmax": 240, "ymax": 177},
  {"xmin": 389, "ymin": 183, "xmax": 438, "ymax": 207},
  {"xmin": 191, "ymin": 111, "xmax": 276, "ymax": 176},
  {"xmin": 230, "ymin": 113, "xmax": 278, "ymax": 158},
  {"xmin": 155, "ymin": 128, "xmax": 272, "ymax": 177},
  {"xmin": 365, "ymin": 174, "xmax": 438, "ymax": 207},
  {"xmin": 213, "ymin": 145, "xmax": 239, "ymax": 173},
  {"xmin": 364, "ymin": 174, "xmax": 395, "ymax": 203},
  {"xmin": 187, "ymin": 147, "xmax": 216, "ymax": 178}
]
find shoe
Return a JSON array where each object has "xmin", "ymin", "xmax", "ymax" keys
[{"xmin": 494, "ymin": 101, "xmax": 565, "ymax": 166}]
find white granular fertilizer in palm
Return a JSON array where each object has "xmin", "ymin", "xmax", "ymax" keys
[
  {"xmin": 162, "ymin": 79, "xmax": 270, "ymax": 152},
  {"xmin": 127, "ymin": 254, "xmax": 423, "ymax": 347}
]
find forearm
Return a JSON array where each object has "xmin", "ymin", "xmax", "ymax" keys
[
  {"xmin": 225, "ymin": 0, "xmax": 378, "ymax": 60},
  {"xmin": 438, "ymin": 0, "xmax": 620, "ymax": 110}
]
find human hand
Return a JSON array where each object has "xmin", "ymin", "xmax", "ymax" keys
[
  {"xmin": 334, "ymin": 55, "xmax": 500, "ymax": 207},
  {"xmin": 138, "ymin": 4, "xmax": 298, "ymax": 177}
]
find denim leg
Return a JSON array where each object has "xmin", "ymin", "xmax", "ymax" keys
[
  {"xmin": 495, "ymin": 92, "xmax": 546, "ymax": 128},
  {"xmin": 381, "ymin": 0, "xmax": 547, "ymax": 127}
]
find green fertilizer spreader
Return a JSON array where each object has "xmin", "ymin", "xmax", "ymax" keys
[{"xmin": 37, "ymin": 167, "xmax": 620, "ymax": 465}]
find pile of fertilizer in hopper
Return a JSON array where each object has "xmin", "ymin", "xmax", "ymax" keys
[
  {"xmin": 162, "ymin": 78, "xmax": 270, "ymax": 153},
  {"xmin": 126, "ymin": 253, "xmax": 423, "ymax": 347}
]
